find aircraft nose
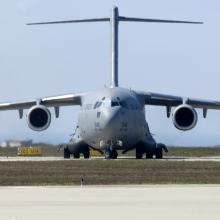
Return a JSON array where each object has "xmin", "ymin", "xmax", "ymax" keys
[
  {"xmin": 103, "ymin": 107, "xmax": 122, "ymax": 128},
  {"xmin": 97, "ymin": 105, "xmax": 142, "ymax": 147},
  {"xmin": 100, "ymin": 106, "xmax": 133, "ymax": 141}
]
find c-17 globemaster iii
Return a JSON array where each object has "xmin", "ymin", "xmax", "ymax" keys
[{"xmin": 1, "ymin": 6, "xmax": 217, "ymax": 159}]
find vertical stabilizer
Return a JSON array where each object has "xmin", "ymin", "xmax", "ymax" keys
[{"xmin": 111, "ymin": 6, "xmax": 119, "ymax": 88}]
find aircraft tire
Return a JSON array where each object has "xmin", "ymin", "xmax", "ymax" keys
[
  {"xmin": 64, "ymin": 147, "xmax": 70, "ymax": 159},
  {"xmin": 136, "ymin": 147, "xmax": 143, "ymax": 159},
  {"xmin": 83, "ymin": 150, "xmax": 90, "ymax": 159},
  {"xmin": 155, "ymin": 147, "xmax": 163, "ymax": 159},
  {"xmin": 146, "ymin": 152, "xmax": 153, "ymax": 159},
  {"xmin": 73, "ymin": 153, "xmax": 80, "ymax": 159},
  {"xmin": 111, "ymin": 150, "xmax": 118, "ymax": 159}
]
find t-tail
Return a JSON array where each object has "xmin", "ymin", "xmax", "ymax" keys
[{"xmin": 27, "ymin": 6, "xmax": 203, "ymax": 88}]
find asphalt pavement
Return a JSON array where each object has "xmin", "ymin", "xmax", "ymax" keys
[
  {"xmin": 0, "ymin": 185, "xmax": 219, "ymax": 220},
  {"xmin": 1, "ymin": 156, "xmax": 220, "ymax": 161}
]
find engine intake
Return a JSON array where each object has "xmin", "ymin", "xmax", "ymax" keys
[
  {"xmin": 172, "ymin": 104, "xmax": 198, "ymax": 131},
  {"xmin": 27, "ymin": 105, "xmax": 51, "ymax": 131}
]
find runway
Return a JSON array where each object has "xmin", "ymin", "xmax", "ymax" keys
[
  {"xmin": 0, "ymin": 156, "xmax": 220, "ymax": 162},
  {"xmin": 0, "ymin": 185, "xmax": 219, "ymax": 220}
]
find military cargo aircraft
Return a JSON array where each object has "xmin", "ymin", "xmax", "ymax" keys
[{"xmin": 1, "ymin": 6, "xmax": 216, "ymax": 159}]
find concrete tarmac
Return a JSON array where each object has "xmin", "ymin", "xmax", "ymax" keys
[
  {"xmin": 1, "ymin": 156, "xmax": 220, "ymax": 162},
  {"xmin": 0, "ymin": 185, "xmax": 220, "ymax": 220}
]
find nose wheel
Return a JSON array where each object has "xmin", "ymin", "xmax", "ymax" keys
[{"xmin": 104, "ymin": 149, "xmax": 118, "ymax": 159}]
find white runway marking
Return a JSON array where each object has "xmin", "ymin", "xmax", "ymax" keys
[
  {"xmin": 0, "ymin": 156, "xmax": 220, "ymax": 162},
  {"xmin": 0, "ymin": 185, "xmax": 219, "ymax": 220}
]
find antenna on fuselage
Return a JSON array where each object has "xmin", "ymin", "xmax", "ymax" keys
[{"xmin": 27, "ymin": 6, "xmax": 203, "ymax": 88}]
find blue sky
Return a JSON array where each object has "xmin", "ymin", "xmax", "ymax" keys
[{"xmin": 0, "ymin": 0, "xmax": 220, "ymax": 146}]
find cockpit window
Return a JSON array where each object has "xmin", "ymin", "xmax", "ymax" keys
[
  {"xmin": 111, "ymin": 101, "xmax": 128, "ymax": 108},
  {"xmin": 101, "ymin": 98, "xmax": 128, "ymax": 109},
  {"xmin": 111, "ymin": 101, "xmax": 120, "ymax": 107}
]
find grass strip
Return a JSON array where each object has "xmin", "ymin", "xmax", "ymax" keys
[{"xmin": 0, "ymin": 160, "xmax": 220, "ymax": 185}]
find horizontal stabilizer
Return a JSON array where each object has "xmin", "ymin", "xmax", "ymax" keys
[
  {"xmin": 27, "ymin": 18, "xmax": 110, "ymax": 25},
  {"xmin": 27, "ymin": 6, "xmax": 203, "ymax": 88},
  {"xmin": 119, "ymin": 16, "xmax": 203, "ymax": 24}
]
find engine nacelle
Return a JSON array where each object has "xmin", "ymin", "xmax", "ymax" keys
[
  {"xmin": 27, "ymin": 105, "xmax": 51, "ymax": 131},
  {"xmin": 172, "ymin": 104, "xmax": 198, "ymax": 131}
]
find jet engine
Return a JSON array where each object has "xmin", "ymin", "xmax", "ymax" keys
[
  {"xmin": 27, "ymin": 105, "xmax": 51, "ymax": 131},
  {"xmin": 172, "ymin": 104, "xmax": 198, "ymax": 131}
]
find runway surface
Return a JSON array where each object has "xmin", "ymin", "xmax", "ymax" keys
[
  {"xmin": 0, "ymin": 156, "xmax": 220, "ymax": 161},
  {"xmin": 0, "ymin": 185, "xmax": 219, "ymax": 220}
]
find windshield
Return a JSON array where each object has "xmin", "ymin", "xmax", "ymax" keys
[{"xmin": 94, "ymin": 99, "xmax": 128, "ymax": 109}]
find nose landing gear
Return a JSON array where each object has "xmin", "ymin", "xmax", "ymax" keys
[{"xmin": 104, "ymin": 149, "xmax": 118, "ymax": 159}]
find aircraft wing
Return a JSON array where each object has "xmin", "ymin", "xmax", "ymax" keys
[
  {"xmin": 137, "ymin": 91, "xmax": 220, "ymax": 110},
  {"xmin": 0, "ymin": 93, "xmax": 82, "ymax": 111}
]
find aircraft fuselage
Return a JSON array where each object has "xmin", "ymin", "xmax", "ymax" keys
[{"xmin": 75, "ymin": 87, "xmax": 156, "ymax": 153}]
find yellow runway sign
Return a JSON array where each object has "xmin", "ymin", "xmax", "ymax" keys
[{"xmin": 17, "ymin": 147, "xmax": 42, "ymax": 156}]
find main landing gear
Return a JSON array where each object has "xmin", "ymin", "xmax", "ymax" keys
[
  {"xmin": 64, "ymin": 147, "xmax": 90, "ymax": 159},
  {"xmin": 72, "ymin": 150, "xmax": 90, "ymax": 159},
  {"xmin": 64, "ymin": 147, "xmax": 71, "ymax": 159},
  {"xmin": 135, "ymin": 143, "xmax": 168, "ymax": 159}
]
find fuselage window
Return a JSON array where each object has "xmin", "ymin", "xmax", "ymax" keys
[
  {"xmin": 93, "ymin": 102, "xmax": 98, "ymax": 109},
  {"xmin": 94, "ymin": 102, "xmax": 102, "ymax": 109},
  {"xmin": 97, "ymin": 102, "xmax": 102, "ymax": 108}
]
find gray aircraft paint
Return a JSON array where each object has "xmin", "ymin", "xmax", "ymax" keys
[{"xmin": 77, "ymin": 87, "xmax": 153, "ymax": 150}]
